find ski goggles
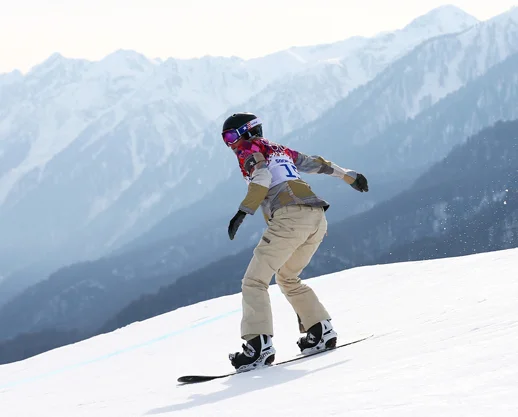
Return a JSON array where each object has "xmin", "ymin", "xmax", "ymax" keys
[{"xmin": 222, "ymin": 118, "xmax": 261, "ymax": 146}]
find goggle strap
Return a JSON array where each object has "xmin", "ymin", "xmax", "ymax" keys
[{"xmin": 237, "ymin": 118, "xmax": 261, "ymax": 136}]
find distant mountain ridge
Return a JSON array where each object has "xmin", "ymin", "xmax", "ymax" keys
[{"xmin": 0, "ymin": 5, "xmax": 478, "ymax": 304}]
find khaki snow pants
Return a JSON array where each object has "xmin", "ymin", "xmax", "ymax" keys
[{"xmin": 241, "ymin": 204, "xmax": 331, "ymax": 340}]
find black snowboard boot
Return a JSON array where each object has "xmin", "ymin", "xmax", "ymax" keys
[
  {"xmin": 297, "ymin": 320, "xmax": 337, "ymax": 354},
  {"xmin": 229, "ymin": 335, "xmax": 276, "ymax": 373}
]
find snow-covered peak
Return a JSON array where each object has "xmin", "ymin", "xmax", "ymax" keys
[
  {"xmin": 85, "ymin": 49, "xmax": 156, "ymax": 79},
  {"xmin": 247, "ymin": 35, "xmax": 369, "ymax": 75},
  {"xmin": 218, "ymin": 5, "xmax": 484, "ymax": 154},
  {"xmin": 0, "ymin": 69, "xmax": 23, "ymax": 85},
  {"xmin": 487, "ymin": 5, "xmax": 518, "ymax": 24},
  {"xmin": 29, "ymin": 52, "xmax": 66, "ymax": 72},
  {"xmin": 145, "ymin": 56, "xmax": 265, "ymax": 119},
  {"xmin": 457, "ymin": 5, "xmax": 518, "ymax": 52},
  {"xmin": 367, "ymin": 5, "xmax": 477, "ymax": 53},
  {"xmin": 17, "ymin": 55, "xmax": 90, "ymax": 100},
  {"xmin": 26, "ymin": 53, "xmax": 89, "ymax": 79},
  {"xmin": 346, "ymin": 5, "xmax": 477, "ymax": 75},
  {"xmin": 403, "ymin": 5, "xmax": 478, "ymax": 33},
  {"xmin": 247, "ymin": 5, "xmax": 477, "ymax": 80}
]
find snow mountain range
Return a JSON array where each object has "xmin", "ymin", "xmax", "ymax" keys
[
  {"xmin": 0, "ymin": 5, "xmax": 479, "ymax": 296},
  {"xmin": 284, "ymin": 6, "xmax": 518, "ymax": 164},
  {"xmin": 1, "ymin": 6, "xmax": 518, "ymax": 351}
]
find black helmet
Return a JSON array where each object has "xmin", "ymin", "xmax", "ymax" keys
[{"xmin": 221, "ymin": 112, "xmax": 263, "ymax": 144}]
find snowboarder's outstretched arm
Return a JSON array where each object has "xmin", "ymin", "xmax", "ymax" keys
[{"xmin": 294, "ymin": 153, "xmax": 368, "ymax": 191}]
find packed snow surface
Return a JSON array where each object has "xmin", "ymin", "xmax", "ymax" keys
[{"xmin": 1, "ymin": 248, "xmax": 517, "ymax": 416}]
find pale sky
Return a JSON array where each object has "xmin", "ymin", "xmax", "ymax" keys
[{"xmin": 1, "ymin": 0, "xmax": 517, "ymax": 74}]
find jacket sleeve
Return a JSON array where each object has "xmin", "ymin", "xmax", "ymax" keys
[
  {"xmin": 293, "ymin": 152, "xmax": 358, "ymax": 184},
  {"xmin": 238, "ymin": 152, "xmax": 272, "ymax": 215}
]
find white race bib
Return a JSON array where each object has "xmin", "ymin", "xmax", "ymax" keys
[{"xmin": 268, "ymin": 156, "xmax": 301, "ymax": 187}]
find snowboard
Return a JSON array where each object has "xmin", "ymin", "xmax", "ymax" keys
[{"xmin": 177, "ymin": 334, "xmax": 373, "ymax": 385}]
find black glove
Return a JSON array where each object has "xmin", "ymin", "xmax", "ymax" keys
[
  {"xmin": 228, "ymin": 210, "xmax": 247, "ymax": 240},
  {"xmin": 351, "ymin": 173, "xmax": 369, "ymax": 192}
]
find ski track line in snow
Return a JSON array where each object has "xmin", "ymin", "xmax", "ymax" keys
[
  {"xmin": 0, "ymin": 273, "xmax": 336, "ymax": 390},
  {"xmin": 0, "ymin": 308, "xmax": 241, "ymax": 390}
]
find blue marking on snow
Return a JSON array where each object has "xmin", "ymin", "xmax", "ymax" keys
[
  {"xmin": 0, "ymin": 276, "xmax": 333, "ymax": 390},
  {"xmin": 0, "ymin": 308, "xmax": 240, "ymax": 390}
]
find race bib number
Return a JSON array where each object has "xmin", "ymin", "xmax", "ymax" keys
[{"xmin": 268, "ymin": 156, "xmax": 301, "ymax": 187}]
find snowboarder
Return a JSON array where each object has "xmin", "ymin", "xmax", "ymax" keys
[{"xmin": 222, "ymin": 112, "xmax": 369, "ymax": 372}]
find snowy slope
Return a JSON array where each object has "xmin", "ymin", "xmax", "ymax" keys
[{"xmin": 1, "ymin": 248, "xmax": 517, "ymax": 416}]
